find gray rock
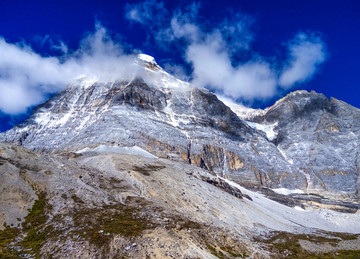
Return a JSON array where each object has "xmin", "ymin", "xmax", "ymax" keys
[{"xmin": 0, "ymin": 60, "xmax": 359, "ymax": 200}]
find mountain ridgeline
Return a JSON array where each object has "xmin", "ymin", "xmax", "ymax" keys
[
  {"xmin": 0, "ymin": 54, "xmax": 360, "ymax": 258},
  {"xmin": 1, "ymin": 55, "xmax": 359, "ymax": 199}
]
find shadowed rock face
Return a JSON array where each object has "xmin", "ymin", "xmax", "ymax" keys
[
  {"xmin": 251, "ymin": 90, "xmax": 360, "ymax": 196},
  {"xmin": 110, "ymin": 78, "xmax": 168, "ymax": 111},
  {"xmin": 258, "ymin": 91, "xmax": 331, "ymax": 126},
  {"xmin": 0, "ymin": 61, "xmax": 359, "ymax": 200}
]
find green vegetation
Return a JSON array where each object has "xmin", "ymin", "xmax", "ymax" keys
[
  {"xmin": 22, "ymin": 192, "xmax": 49, "ymax": 231},
  {"xmin": 101, "ymin": 208, "xmax": 148, "ymax": 236},
  {"xmin": 220, "ymin": 246, "xmax": 245, "ymax": 257},
  {"xmin": 205, "ymin": 243, "xmax": 247, "ymax": 258},
  {"xmin": 3, "ymin": 185, "xmax": 357, "ymax": 259},
  {"xmin": 72, "ymin": 203, "xmax": 154, "ymax": 248},
  {"xmin": 21, "ymin": 192, "xmax": 52, "ymax": 259},
  {"xmin": 0, "ymin": 224, "xmax": 20, "ymax": 258},
  {"xmin": 71, "ymin": 194, "xmax": 85, "ymax": 204},
  {"xmin": 206, "ymin": 244, "xmax": 225, "ymax": 258},
  {"xmin": 0, "ymin": 192, "xmax": 54, "ymax": 259},
  {"xmin": 260, "ymin": 231, "xmax": 360, "ymax": 259},
  {"xmin": 322, "ymin": 250, "xmax": 360, "ymax": 259},
  {"xmin": 180, "ymin": 219, "xmax": 202, "ymax": 230}
]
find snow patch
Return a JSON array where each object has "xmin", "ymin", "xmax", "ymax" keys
[
  {"xmin": 76, "ymin": 145, "xmax": 157, "ymax": 158},
  {"xmin": 34, "ymin": 111, "xmax": 51, "ymax": 125},
  {"xmin": 74, "ymin": 75, "xmax": 99, "ymax": 87},
  {"xmin": 246, "ymin": 121, "xmax": 278, "ymax": 141},
  {"xmin": 272, "ymin": 188, "xmax": 304, "ymax": 195},
  {"xmin": 217, "ymin": 96, "xmax": 264, "ymax": 120},
  {"xmin": 219, "ymin": 177, "xmax": 360, "ymax": 234},
  {"xmin": 57, "ymin": 112, "xmax": 72, "ymax": 125},
  {"xmin": 278, "ymin": 148, "xmax": 294, "ymax": 164},
  {"xmin": 138, "ymin": 54, "xmax": 156, "ymax": 64}
]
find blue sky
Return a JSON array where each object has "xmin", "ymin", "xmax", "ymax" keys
[{"xmin": 0, "ymin": 0, "xmax": 359, "ymax": 132}]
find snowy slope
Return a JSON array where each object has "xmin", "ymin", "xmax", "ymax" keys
[{"xmin": 220, "ymin": 177, "xmax": 360, "ymax": 234}]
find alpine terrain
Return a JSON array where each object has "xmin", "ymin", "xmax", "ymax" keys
[{"xmin": 0, "ymin": 54, "xmax": 359, "ymax": 258}]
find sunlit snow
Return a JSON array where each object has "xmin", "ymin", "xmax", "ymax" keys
[
  {"xmin": 76, "ymin": 145, "xmax": 157, "ymax": 158},
  {"xmin": 138, "ymin": 53, "xmax": 156, "ymax": 64},
  {"xmin": 272, "ymin": 188, "xmax": 304, "ymax": 195},
  {"xmin": 220, "ymin": 177, "xmax": 360, "ymax": 234},
  {"xmin": 245, "ymin": 121, "xmax": 278, "ymax": 141}
]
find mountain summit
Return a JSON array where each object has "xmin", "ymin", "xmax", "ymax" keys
[
  {"xmin": 0, "ymin": 54, "xmax": 359, "ymax": 258},
  {"xmin": 1, "ymin": 56, "xmax": 359, "ymax": 199}
]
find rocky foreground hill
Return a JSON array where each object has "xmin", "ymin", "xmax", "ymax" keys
[{"xmin": 0, "ymin": 55, "xmax": 359, "ymax": 258}]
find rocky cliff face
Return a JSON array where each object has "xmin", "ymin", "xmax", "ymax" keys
[
  {"xmin": 1, "ymin": 56, "xmax": 359, "ymax": 200},
  {"xmin": 250, "ymin": 90, "xmax": 360, "ymax": 197},
  {"xmin": 1, "ymin": 55, "xmax": 360, "ymax": 258}
]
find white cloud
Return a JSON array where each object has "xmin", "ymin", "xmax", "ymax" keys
[
  {"xmin": 169, "ymin": 3, "xmax": 201, "ymax": 42},
  {"xmin": 170, "ymin": 16, "xmax": 200, "ymax": 43},
  {"xmin": 129, "ymin": 2, "xmax": 327, "ymax": 103},
  {"xmin": 125, "ymin": 0, "xmax": 167, "ymax": 25},
  {"xmin": 0, "ymin": 38, "xmax": 70, "ymax": 114},
  {"xmin": 218, "ymin": 13, "xmax": 254, "ymax": 52},
  {"xmin": 0, "ymin": 24, "xmax": 143, "ymax": 115},
  {"xmin": 0, "ymin": 79, "xmax": 44, "ymax": 114},
  {"xmin": 0, "ymin": 2, "xmax": 328, "ymax": 115},
  {"xmin": 162, "ymin": 62, "xmax": 189, "ymax": 81},
  {"xmin": 160, "ymin": 7, "xmax": 277, "ymax": 101},
  {"xmin": 167, "ymin": 7, "xmax": 325, "ymax": 101},
  {"xmin": 51, "ymin": 41, "xmax": 69, "ymax": 54},
  {"xmin": 185, "ymin": 34, "xmax": 277, "ymax": 100},
  {"xmin": 279, "ymin": 32, "xmax": 326, "ymax": 88}
]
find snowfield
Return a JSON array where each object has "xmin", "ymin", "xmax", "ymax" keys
[
  {"xmin": 76, "ymin": 145, "xmax": 157, "ymax": 158},
  {"xmin": 220, "ymin": 177, "xmax": 360, "ymax": 234}
]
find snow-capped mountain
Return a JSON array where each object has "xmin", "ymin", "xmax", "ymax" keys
[
  {"xmin": 1, "ymin": 54, "xmax": 359, "ymax": 200},
  {"xmin": 1, "ymin": 54, "xmax": 360, "ymax": 258}
]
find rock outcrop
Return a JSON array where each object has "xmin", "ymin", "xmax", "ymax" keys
[{"xmin": 250, "ymin": 90, "xmax": 360, "ymax": 197}]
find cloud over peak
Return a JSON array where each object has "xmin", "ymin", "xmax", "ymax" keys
[
  {"xmin": 127, "ymin": 1, "xmax": 327, "ymax": 102},
  {"xmin": 0, "ymin": 25, "xmax": 141, "ymax": 115},
  {"xmin": 0, "ymin": 2, "xmax": 328, "ymax": 115}
]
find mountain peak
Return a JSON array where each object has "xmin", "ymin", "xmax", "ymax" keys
[
  {"xmin": 136, "ymin": 53, "xmax": 161, "ymax": 71},
  {"xmin": 137, "ymin": 53, "xmax": 157, "ymax": 64},
  {"xmin": 0, "ymin": 61, "xmax": 359, "ymax": 204}
]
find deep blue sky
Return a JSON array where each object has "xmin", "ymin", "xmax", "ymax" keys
[{"xmin": 0, "ymin": 0, "xmax": 359, "ymax": 131}]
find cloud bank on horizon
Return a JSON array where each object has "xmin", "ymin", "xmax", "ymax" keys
[{"xmin": 0, "ymin": 0, "xmax": 327, "ymax": 115}]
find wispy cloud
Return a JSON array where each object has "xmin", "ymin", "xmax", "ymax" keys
[
  {"xmin": 183, "ymin": 31, "xmax": 277, "ymax": 100},
  {"xmin": 125, "ymin": 0, "xmax": 168, "ymax": 25},
  {"xmin": 0, "ymin": 24, "xmax": 141, "ymax": 115},
  {"xmin": 129, "ymin": 1, "xmax": 327, "ymax": 102},
  {"xmin": 162, "ymin": 62, "xmax": 189, "ymax": 81},
  {"xmin": 279, "ymin": 32, "xmax": 327, "ymax": 88},
  {"xmin": 0, "ymin": 2, "xmax": 328, "ymax": 115}
]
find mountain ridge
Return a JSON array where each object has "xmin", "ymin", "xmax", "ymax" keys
[
  {"xmin": 1, "ymin": 54, "xmax": 360, "ymax": 258},
  {"xmin": 0, "ymin": 55, "xmax": 359, "ymax": 200}
]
